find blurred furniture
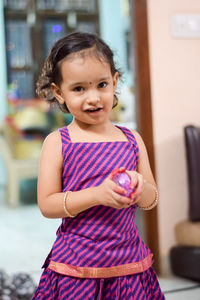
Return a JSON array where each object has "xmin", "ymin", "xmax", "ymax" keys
[
  {"xmin": 4, "ymin": 0, "xmax": 99, "ymax": 101},
  {"xmin": 170, "ymin": 125, "xmax": 200, "ymax": 281},
  {"xmin": 0, "ymin": 122, "xmax": 40, "ymax": 207},
  {"xmin": 184, "ymin": 125, "xmax": 200, "ymax": 221},
  {"xmin": 170, "ymin": 246, "xmax": 200, "ymax": 281}
]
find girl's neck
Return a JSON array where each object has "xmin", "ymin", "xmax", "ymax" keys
[
  {"xmin": 69, "ymin": 118, "xmax": 113, "ymax": 134},
  {"xmin": 67, "ymin": 119, "xmax": 128, "ymax": 143}
]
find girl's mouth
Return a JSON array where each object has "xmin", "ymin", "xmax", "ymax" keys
[{"xmin": 85, "ymin": 107, "xmax": 103, "ymax": 113}]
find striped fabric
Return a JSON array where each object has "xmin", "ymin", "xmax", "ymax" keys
[
  {"xmin": 33, "ymin": 267, "xmax": 165, "ymax": 299},
  {"xmin": 32, "ymin": 126, "xmax": 165, "ymax": 299},
  {"xmin": 45, "ymin": 126, "xmax": 150, "ymax": 268}
]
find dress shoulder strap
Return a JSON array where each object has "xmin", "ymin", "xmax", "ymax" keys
[
  {"xmin": 117, "ymin": 126, "xmax": 138, "ymax": 144},
  {"xmin": 119, "ymin": 126, "xmax": 139, "ymax": 163},
  {"xmin": 58, "ymin": 126, "xmax": 71, "ymax": 144}
]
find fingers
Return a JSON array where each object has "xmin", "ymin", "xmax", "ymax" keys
[
  {"xmin": 133, "ymin": 174, "xmax": 144, "ymax": 198},
  {"xmin": 113, "ymin": 183, "xmax": 126, "ymax": 195},
  {"xmin": 108, "ymin": 172, "xmax": 115, "ymax": 180},
  {"xmin": 119, "ymin": 167, "xmax": 126, "ymax": 172},
  {"xmin": 113, "ymin": 194, "xmax": 132, "ymax": 209},
  {"xmin": 126, "ymin": 170, "xmax": 138, "ymax": 189},
  {"xmin": 109, "ymin": 171, "xmax": 137, "ymax": 206},
  {"xmin": 126, "ymin": 171, "xmax": 145, "ymax": 203},
  {"xmin": 110, "ymin": 167, "xmax": 126, "ymax": 180},
  {"xmin": 113, "ymin": 182, "xmax": 132, "ymax": 207},
  {"xmin": 103, "ymin": 173, "xmax": 140, "ymax": 209},
  {"xmin": 107, "ymin": 175, "xmax": 127, "ymax": 196}
]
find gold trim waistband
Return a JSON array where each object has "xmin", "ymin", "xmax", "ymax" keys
[{"xmin": 48, "ymin": 253, "xmax": 153, "ymax": 278}]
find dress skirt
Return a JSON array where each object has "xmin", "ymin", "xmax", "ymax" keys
[{"xmin": 32, "ymin": 267, "xmax": 165, "ymax": 300}]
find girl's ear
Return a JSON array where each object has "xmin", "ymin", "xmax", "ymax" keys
[
  {"xmin": 51, "ymin": 83, "xmax": 65, "ymax": 104},
  {"xmin": 113, "ymin": 72, "xmax": 119, "ymax": 92}
]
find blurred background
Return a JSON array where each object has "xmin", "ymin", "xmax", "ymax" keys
[{"xmin": 1, "ymin": 0, "xmax": 200, "ymax": 299}]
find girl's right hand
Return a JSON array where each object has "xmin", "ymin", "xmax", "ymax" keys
[{"xmin": 94, "ymin": 174, "xmax": 132, "ymax": 209}]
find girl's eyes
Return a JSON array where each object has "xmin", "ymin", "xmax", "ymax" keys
[
  {"xmin": 73, "ymin": 82, "xmax": 107, "ymax": 92},
  {"xmin": 73, "ymin": 86, "xmax": 84, "ymax": 92},
  {"xmin": 98, "ymin": 82, "xmax": 107, "ymax": 88}
]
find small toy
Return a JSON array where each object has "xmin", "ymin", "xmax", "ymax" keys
[{"xmin": 111, "ymin": 168, "xmax": 136, "ymax": 198}]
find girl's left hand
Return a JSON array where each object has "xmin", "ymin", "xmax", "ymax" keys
[{"xmin": 125, "ymin": 170, "xmax": 145, "ymax": 204}]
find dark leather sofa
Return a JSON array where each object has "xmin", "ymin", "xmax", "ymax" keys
[{"xmin": 170, "ymin": 125, "xmax": 200, "ymax": 281}]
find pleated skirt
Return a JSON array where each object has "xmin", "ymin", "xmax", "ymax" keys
[{"xmin": 32, "ymin": 267, "xmax": 165, "ymax": 300}]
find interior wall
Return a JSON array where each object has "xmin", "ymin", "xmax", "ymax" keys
[{"xmin": 147, "ymin": 0, "xmax": 200, "ymax": 274}]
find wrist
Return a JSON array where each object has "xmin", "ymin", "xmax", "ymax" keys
[
  {"xmin": 63, "ymin": 191, "xmax": 77, "ymax": 218},
  {"xmin": 92, "ymin": 186, "xmax": 101, "ymax": 206},
  {"xmin": 67, "ymin": 187, "xmax": 100, "ymax": 216},
  {"xmin": 137, "ymin": 182, "xmax": 158, "ymax": 210}
]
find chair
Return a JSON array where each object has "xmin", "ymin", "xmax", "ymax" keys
[
  {"xmin": 184, "ymin": 125, "xmax": 200, "ymax": 221},
  {"xmin": 170, "ymin": 125, "xmax": 200, "ymax": 281},
  {"xmin": 0, "ymin": 123, "xmax": 40, "ymax": 207}
]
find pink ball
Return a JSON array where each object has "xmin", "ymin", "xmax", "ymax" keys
[{"xmin": 112, "ymin": 171, "xmax": 134, "ymax": 198}]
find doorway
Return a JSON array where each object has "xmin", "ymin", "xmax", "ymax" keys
[{"xmin": 132, "ymin": 0, "xmax": 160, "ymax": 273}]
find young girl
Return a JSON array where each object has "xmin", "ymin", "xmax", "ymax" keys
[{"xmin": 33, "ymin": 32, "xmax": 165, "ymax": 299}]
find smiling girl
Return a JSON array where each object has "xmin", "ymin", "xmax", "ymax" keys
[{"xmin": 32, "ymin": 32, "xmax": 165, "ymax": 300}]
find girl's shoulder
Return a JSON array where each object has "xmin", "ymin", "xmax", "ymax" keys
[
  {"xmin": 129, "ymin": 129, "xmax": 142, "ymax": 142},
  {"xmin": 121, "ymin": 127, "xmax": 146, "ymax": 152},
  {"xmin": 118, "ymin": 126, "xmax": 140, "ymax": 144},
  {"xmin": 43, "ymin": 130, "xmax": 62, "ymax": 145},
  {"xmin": 129, "ymin": 130, "xmax": 150, "ymax": 164},
  {"xmin": 129, "ymin": 129, "xmax": 145, "ymax": 149},
  {"xmin": 39, "ymin": 130, "xmax": 63, "ymax": 167},
  {"xmin": 42, "ymin": 130, "xmax": 62, "ymax": 154},
  {"xmin": 43, "ymin": 127, "xmax": 70, "ymax": 144}
]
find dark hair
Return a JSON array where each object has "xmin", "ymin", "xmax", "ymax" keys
[{"xmin": 36, "ymin": 32, "xmax": 122, "ymax": 113}]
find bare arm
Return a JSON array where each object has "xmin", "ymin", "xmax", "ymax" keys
[
  {"xmin": 37, "ymin": 131, "xmax": 132, "ymax": 219},
  {"xmin": 127, "ymin": 130, "xmax": 158, "ymax": 209},
  {"xmin": 37, "ymin": 131, "xmax": 101, "ymax": 218}
]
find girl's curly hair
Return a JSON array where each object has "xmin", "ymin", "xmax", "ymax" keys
[{"xmin": 36, "ymin": 32, "xmax": 122, "ymax": 113}]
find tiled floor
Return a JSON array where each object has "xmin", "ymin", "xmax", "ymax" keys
[{"xmin": 1, "ymin": 187, "xmax": 200, "ymax": 299}]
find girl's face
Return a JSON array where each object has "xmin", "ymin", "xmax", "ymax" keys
[{"xmin": 51, "ymin": 52, "xmax": 118, "ymax": 127}]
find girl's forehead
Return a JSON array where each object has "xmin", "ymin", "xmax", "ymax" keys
[
  {"xmin": 61, "ymin": 47, "xmax": 108, "ymax": 66},
  {"xmin": 60, "ymin": 59, "xmax": 113, "ymax": 86},
  {"xmin": 65, "ymin": 46, "xmax": 102, "ymax": 60},
  {"xmin": 65, "ymin": 54, "xmax": 99, "ymax": 64},
  {"xmin": 61, "ymin": 53, "xmax": 111, "ymax": 76}
]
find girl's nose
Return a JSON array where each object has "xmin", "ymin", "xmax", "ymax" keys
[{"xmin": 86, "ymin": 91, "xmax": 100, "ymax": 104}]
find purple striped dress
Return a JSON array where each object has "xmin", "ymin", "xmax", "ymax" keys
[{"xmin": 32, "ymin": 126, "xmax": 165, "ymax": 299}]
